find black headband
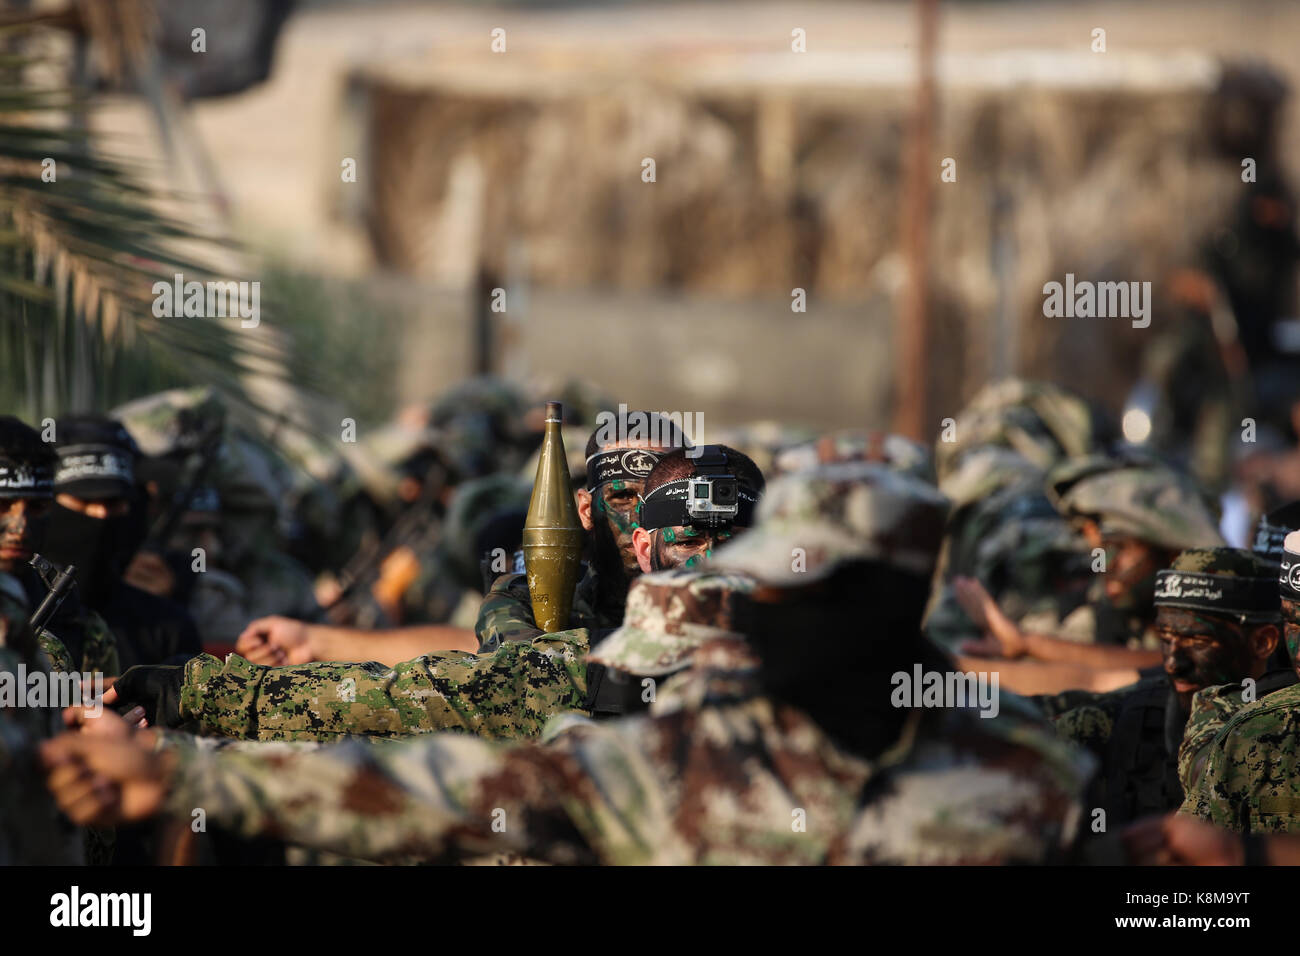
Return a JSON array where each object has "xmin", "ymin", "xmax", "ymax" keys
[
  {"xmin": 585, "ymin": 448, "xmax": 664, "ymax": 491},
  {"xmin": 1154, "ymin": 569, "xmax": 1279, "ymax": 618},
  {"xmin": 0, "ymin": 459, "xmax": 54, "ymax": 498},
  {"xmin": 639, "ymin": 450, "xmax": 760, "ymax": 533},
  {"xmin": 54, "ymin": 445, "xmax": 135, "ymax": 488},
  {"xmin": 1281, "ymin": 552, "xmax": 1300, "ymax": 603},
  {"xmin": 1254, "ymin": 516, "xmax": 1293, "ymax": 566}
]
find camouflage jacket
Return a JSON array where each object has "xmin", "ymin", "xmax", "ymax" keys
[
  {"xmin": 175, "ymin": 629, "xmax": 592, "ymax": 742},
  {"xmin": 1179, "ymin": 682, "xmax": 1300, "ymax": 832},
  {"xmin": 36, "ymin": 607, "xmax": 121, "ymax": 679},
  {"xmin": 162, "ymin": 639, "xmax": 1092, "ymax": 865},
  {"xmin": 1177, "ymin": 671, "xmax": 1297, "ymax": 795},
  {"xmin": 475, "ymin": 566, "xmax": 620, "ymax": 654},
  {"xmin": 1044, "ymin": 677, "xmax": 1170, "ymax": 748},
  {"xmin": 0, "ymin": 644, "xmax": 85, "ymax": 864}
]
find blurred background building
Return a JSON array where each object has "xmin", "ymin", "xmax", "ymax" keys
[{"xmin": 5, "ymin": 0, "xmax": 1300, "ymax": 464}]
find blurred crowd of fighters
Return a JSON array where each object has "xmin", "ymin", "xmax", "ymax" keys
[{"xmin": 9, "ymin": 369, "xmax": 1300, "ymax": 866}]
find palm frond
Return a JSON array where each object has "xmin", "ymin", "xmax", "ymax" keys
[{"xmin": 0, "ymin": 64, "xmax": 296, "ymax": 426}]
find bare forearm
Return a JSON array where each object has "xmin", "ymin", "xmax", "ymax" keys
[
  {"xmin": 1022, "ymin": 632, "xmax": 1161, "ymax": 669},
  {"xmin": 955, "ymin": 655, "xmax": 1139, "ymax": 696},
  {"xmin": 311, "ymin": 625, "xmax": 479, "ymax": 664}
]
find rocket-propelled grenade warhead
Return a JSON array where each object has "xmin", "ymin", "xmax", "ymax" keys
[{"xmin": 523, "ymin": 401, "xmax": 585, "ymax": 633}]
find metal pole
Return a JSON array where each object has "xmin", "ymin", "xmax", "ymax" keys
[{"xmin": 895, "ymin": 0, "xmax": 938, "ymax": 440}]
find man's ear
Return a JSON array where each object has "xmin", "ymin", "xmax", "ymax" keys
[
  {"xmin": 576, "ymin": 488, "xmax": 594, "ymax": 532},
  {"xmin": 1251, "ymin": 623, "xmax": 1280, "ymax": 664},
  {"xmin": 1079, "ymin": 519, "xmax": 1103, "ymax": 550},
  {"xmin": 633, "ymin": 527, "xmax": 654, "ymax": 573}
]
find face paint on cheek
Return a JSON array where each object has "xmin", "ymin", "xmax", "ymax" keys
[
  {"xmin": 0, "ymin": 507, "xmax": 43, "ymax": 550},
  {"xmin": 1174, "ymin": 616, "xmax": 1250, "ymax": 688}
]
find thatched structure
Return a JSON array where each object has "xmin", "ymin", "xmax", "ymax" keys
[{"xmin": 348, "ymin": 46, "xmax": 1268, "ymax": 424}]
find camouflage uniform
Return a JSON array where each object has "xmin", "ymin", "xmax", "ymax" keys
[
  {"xmin": 1178, "ymin": 528, "xmax": 1300, "ymax": 831},
  {"xmin": 1177, "ymin": 671, "xmax": 1296, "ymax": 793},
  {"xmin": 1173, "ymin": 504, "xmax": 1300, "ymax": 788},
  {"xmin": 476, "ymin": 567, "xmax": 618, "ymax": 654},
  {"xmin": 933, "ymin": 378, "xmax": 1107, "ymax": 489},
  {"xmin": 165, "ymin": 561, "xmax": 680, "ymax": 743},
  {"xmin": 1179, "ymin": 681, "xmax": 1300, "ymax": 831},
  {"xmin": 1050, "ymin": 548, "xmax": 1278, "ymax": 828},
  {"xmin": 113, "ymin": 389, "xmax": 321, "ymax": 645},
  {"xmin": 174, "ymin": 631, "xmax": 590, "ymax": 742},
  {"xmin": 925, "ymin": 466, "xmax": 1092, "ymax": 653},
  {"xmin": 152, "ymin": 464, "xmax": 1090, "ymax": 865},
  {"xmin": 36, "ymin": 609, "xmax": 120, "ymax": 679},
  {"xmin": 0, "ymin": 573, "xmax": 84, "ymax": 865},
  {"xmin": 774, "ymin": 431, "xmax": 933, "ymax": 482},
  {"xmin": 1030, "ymin": 453, "xmax": 1227, "ymax": 652},
  {"xmin": 923, "ymin": 378, "xmax": 1108, "ymax": 654}
]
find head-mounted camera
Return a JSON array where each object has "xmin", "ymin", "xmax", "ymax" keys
[{"xmin": 640, "ymin": 447, "xmax": 756, "ymax": 531}]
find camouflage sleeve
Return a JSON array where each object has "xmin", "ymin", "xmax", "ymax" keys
[
  {"xmin": 162, "ymin": 722, "xmax": 615, "ymax": 865},
  {"xmin": 155, "ymin": 728, "xmax": 328, "ymax": 756},
  {"xmin": 37, "ymin": 629, "xmax": 73, "ymax": 675},
  {"xmin": 841, "ymin": 712, "xmax": 1096, "ymax": 864},
  {"xmin": 1031, "ymin": 688, "xmax": 1105, "ymax": 720},
  {"xmin": 1178, "ymin": 686, "xmax": 1300, "ymax": 832},
  {"xmin": 474, "ymin": 573, "xmax": 540, "ymax": 653},
  {"xmin": 1050, "ymin": 702, "xmax": 1115, "ymax": 754},
  {"xmin": 177, "ymin": 630, "xmax": 591, "ymax": 743},
  {"xmin": 1178, "ymin": 682, "xmax": 1253, "ymax": 794},
  {"xmin": 81, "ymin": 610, "xmax": 120, "ymax": 678}
]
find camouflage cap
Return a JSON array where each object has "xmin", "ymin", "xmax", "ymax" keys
[
  {"xmin": 937, "ymin": 445, "xmax": 1044, "ymax": 509},
  {"xmin": 1047, "ymin": 454, "xmax": 1225, "ymax": 551},
  {"xmin": 211, "ymin": 434, "xmax": 292, "ymax": 515},
  {"xmin": 111, "ymin": 387, "xmax": 226, "ymax": 458},
  {"xmin": 587, "ymin": 567, "xmax": 757, "ymax": 676},
  {"xmin": 441, "ymin": 473, "xmax": 532, "ymax": 587},
  {"xmin": 934, "ymin": 378, "xmax": 1105, "ymax": 485},
  {"xmin": 429, "ymin": 376, "xmax": 530, "ymax": 480},
  {"xmin": 710, "ymin": 421, "xmax": 818, "ymax": 479},
  {"xmin": 1154, "ymin": 548, "xmax": 1279, "ymax": 619},
  {"xmin": 774, "ymin": 431, "xmax": 934, "ymax": 483},
  {"xmin": 710, "ymin": 461, "xmax": 949, "ymax": 585}
]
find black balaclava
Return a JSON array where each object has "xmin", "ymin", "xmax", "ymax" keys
[
  {"xmin": 735, "ymin": 560, "xmax": 947, "ymax": 760},
  {"xmin": 43, "ymin": 415, "xmax": 145, "ymax": 609}
]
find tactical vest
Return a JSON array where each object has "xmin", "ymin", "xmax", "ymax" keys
[
  {"xmin": 1255, "ymin": 667, "xmax": 1298, "ymax": 700},
  {"xmin": 1103, "ymin": 669, "xmax": 1300, "ymax": 824},
  {"xmin": 1102, "ymin": 677, "xmax": 1184, "ymax": 825},
  {"xmin": 583, "ymin": 627, "xmax": 655, "ymax": 719}
]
